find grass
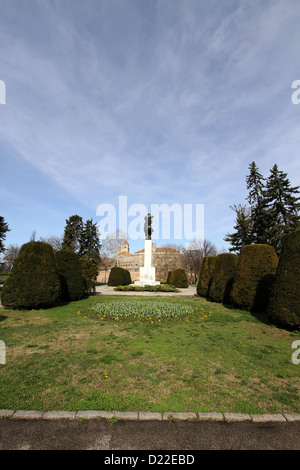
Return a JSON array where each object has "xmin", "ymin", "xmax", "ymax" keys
[{"xmin": 0, "ymin": 294, "xmax": 299, "ymax": 414}]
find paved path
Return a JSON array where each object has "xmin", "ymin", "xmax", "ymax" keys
[
  {"xmin": 0, "ymin": 416, "xmax": 299, "ymax": 450},
  {"xmin": 95, "ymin": 285, "xmax": 198, "ymax": 296},
  {"xmin": 0, "ymin": 410, "xmax": 299, "ymax": 450}
]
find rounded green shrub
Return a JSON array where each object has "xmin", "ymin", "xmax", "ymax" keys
[
  {"xmin": 55, "ymin": 250, "xmax": 85, "ymax": 301},
  {"xmin": 267, "ymin": 230, "xmax": 300, "ymax": 330},
  {"xmin": 230, "ymin": 244, "xmax": 278, "ymax": 313},
  {"xmin": 197, "ymin": 256, "xmax": 217, "ymax": 297},
  {"xmin": 169, "ymin": 268, "xmax": 189, "ymax": 288},
  {"xmin": 108, "ymin": 266, "xmax": 132, "ymax": 286},
  {"xmin": 1, "ymin": 241, "xmax": 61, "ymax": 309},
  {"xmin": 208, "ymin": 253, "xmax": 239, "ymax": 304}
]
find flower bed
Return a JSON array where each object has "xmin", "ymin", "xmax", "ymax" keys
[
  {"xmin": 81, "ymin": 300, "xmax": 209, "ymax": 323},
  {"xmin": 113, "ymin": 284, "xmax": 179, "ymax": 292}
]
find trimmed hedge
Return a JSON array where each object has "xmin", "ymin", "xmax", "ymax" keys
[
  {"xmin": 267, "ymin": 230, "xmax": 300, "ymax": 330},
  {"xmin": 208, "ymin": 253, "xmax": 239, "ymax": 304},
  {"xmin": 1, "ymin": 241, "xmax": 61, "ymax": 309},
  {"xmin": 230, "ymin": 244, "xmax": 278, "ymax": 313},
  {"xmin": 55, "ymin": 250, "xmax": 85, "ymax": 301},
  {"xmin": 108, "ymin": 266, "xmax": 132, "ymax": 286},
  {"xmin": 197, "ymin": 256, "xmax": 217, "ymax": 297},
  {"xmin": 166, "ymin": 271, "xmax": 172, "ymax": 285},
  {"xmin": 169, "ymin": 268, "xmax": 189, "ymax": 288},
  {"xmin": 114, "ymin": 284, "xmax": 179, "ymax": 292},
  {"xmin": 80, "ymin": 258, "xmax": 98, "ymax": 294}
]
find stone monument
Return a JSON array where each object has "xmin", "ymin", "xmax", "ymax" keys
[{"xmin": 134, "ymin": 213, "xmax": 160, "ymax": 286}]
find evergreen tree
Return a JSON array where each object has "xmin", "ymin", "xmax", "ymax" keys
[
  {"xmin": 224, "ymin": 204, "xmax": 253, "ymax": 252},
  {"xmin": 62, "ymin": 215, "xmax": 83, "ymax": 253},
  {"xmin": 264, "ymin": 164, "xmax": 300, "ymax": 254},
  {"xmin": 246, "ymin": 162, "xmax": 268, "ymax": 244},
  {"xmin": 225, "ymin": 162, "xmax": 300, "ymax": 254},
  {"xmin": 80, "ymin": 257, "xmax": 98, "ymax": 294},
  {"xmin": 55, "ymin": 249, "xmax": 85, "ymax": 301},
  {"xmin": 78, "ymin": 218, "xmax": 101, "ymax": 262},
  {"xmin": 0, "ymin": 216, "xmax": 10, "ymax": 254},
  {"xmin": 2, "ymin": 242, "xmax": 61, "ymax": 309}
]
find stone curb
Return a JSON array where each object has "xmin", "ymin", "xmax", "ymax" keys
[{"xmin": 1, "ymin": 410, "xmax": 300, "ymax": 422}]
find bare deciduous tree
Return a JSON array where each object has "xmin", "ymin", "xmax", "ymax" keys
[
  {"xmin": 183, "ymin": 239, "xmax": 217, "ymax": 284},
  {"xmin": 2, "ymin": 244, "xmax": 20, "ymax": 272},
  {"xmin": 100, "ymin": 229, "xmax": 127, "ymax": 267},
  {"xmin": 40, "ymin": 234, "xmax": 63, "ymax": 251}
]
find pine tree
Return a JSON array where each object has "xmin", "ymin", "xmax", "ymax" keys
[
  {"xmin": 246, "ymin": 162, "xmax": 269, "ymax": 244},
  {"xmin": 225, "ymin": 162, "xmax": 300, "ymax": 254},
  {"xmin": 264, "ymin": 164, "xmax": 300, "ymax": 254},
  {"xmin": 78, "ymin": 218, "xmax": 101, "ymax": 262},
  {"xmin": 62, "ymin": 215, "xmax": 83, "ymax": 253},
  {"xmin": 0, "ymin": 216, "xmax": 10, "ymax": 254},
  {"xmin": 224, "ymin": 204, "xmax": 253, "ymax": 253}
]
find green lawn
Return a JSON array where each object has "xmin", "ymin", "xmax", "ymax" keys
[{"xmin": 0, "ymin": 294, "xmax": 299, "ymax": 414}]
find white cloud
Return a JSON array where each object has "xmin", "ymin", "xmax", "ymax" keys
[{"xmin": 1, "ymin": 0, "xmax": 300, "ymax": 250}]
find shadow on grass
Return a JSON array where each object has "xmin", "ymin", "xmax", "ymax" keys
[
  {"xmin": 223, "ymin": 302, "xmax": 272, "ymax": 326},
  {"xmin": 197, "ymin": 294, "xmax": 272, "ymax": 327}
]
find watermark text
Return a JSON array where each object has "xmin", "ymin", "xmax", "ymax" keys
[
  {"xmin": 96, "ymin": 196, "xmax": 204, "ymax": 245},
  {"xmin": 0, "ymin": 80, "xmax": 6, "ymax": 104},
  {"xmin": 0, "ymin": 340, "xmax": 5, "ymax": 365},
  {"xmin": 291, "ymin": 80, "xmax": 300, "ymax": 104},
  {"xmin": 291, "ymin": 340, "xmax": 300, "ymax": 365}
]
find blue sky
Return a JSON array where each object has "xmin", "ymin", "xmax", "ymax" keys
[{"xmin": 1, "ymin": 0, "xmax": 300, "ymax": 254}]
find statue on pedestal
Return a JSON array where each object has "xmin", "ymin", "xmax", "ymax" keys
[
  {"xmin": 144, "ymin": 213, "xmax": 153, "ymax": 240},
  {"xmin": 134, "ymin": 213, "xmax": 160, "ymax": 286}
]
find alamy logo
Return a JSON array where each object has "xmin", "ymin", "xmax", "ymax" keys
[
  {"xmin": 291, "ymin": 80, "xmax": 300, "ymax": 105},
  {"xmin": 96, "ymin": 196, "xmax": 204, "ymax": 244},
  {"xmin": 0, "ymin": 340, "xmax": 5, "ymax": 364},
  {"xmin": 0, "ymin": 80, "xmax": 6, "ymax": 104},
  {"xmin": 291, "ymin": 340, "xmax": 300, "ymax": 365}
]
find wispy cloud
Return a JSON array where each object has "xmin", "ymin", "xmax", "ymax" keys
[{"xmin": 1, "ymin": 0, "xmax": 300, "ymax": 249}]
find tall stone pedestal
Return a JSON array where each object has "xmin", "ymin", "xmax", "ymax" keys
[{"xmin": 134, "ymin": 239, "xmax": 160, "ymax": 286}]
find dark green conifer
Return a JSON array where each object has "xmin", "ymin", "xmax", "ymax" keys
[
  {"xmin": 2, "ymin": 241, "xmax": 61, "ymax": 309},
  {"xmin": 264, "ymin": 164, "xmax": 300, "ymax": 254},
  {"xmin": 246, "ymin": 162, "xmax": 269, "ymax": 244},
  {"xmin": 78, "ymin": 218, "xmax": 101, "ymax": 262},
  {"xmin": 55, "ymin": 249, "xmax": 85, "ymax": 301},
  {"xmin": 62, "ymin": 215, "xmax": 83, "ymax": 253},
  {"xmin": 224, "ymin": 204, "xmax": 253, "ymax": 253},
  {"xmin": 267, "ymin": 229, "xmax": 300, "ymax": 329},
  {"xmin": 0, "ymin": 216, "xmax": 10, "ymax": 254}
]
